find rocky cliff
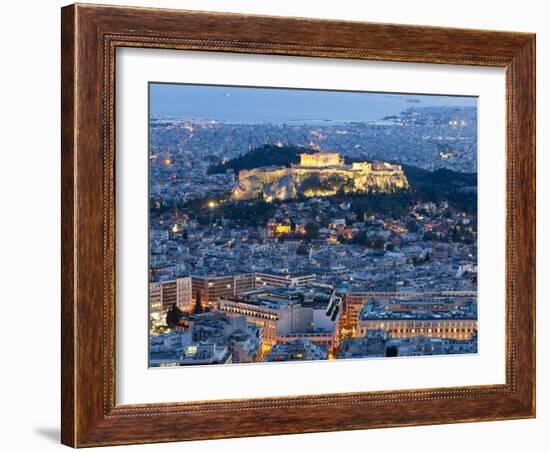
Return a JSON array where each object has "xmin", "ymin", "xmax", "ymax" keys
[{"xmin": 231, "ymin": 162, "xmax": 409, "ymax": 202}]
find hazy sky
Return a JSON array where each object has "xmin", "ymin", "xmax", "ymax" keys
[{"xmin": 150, "ymin": 83, "xmax": 477, "ymax": 124}]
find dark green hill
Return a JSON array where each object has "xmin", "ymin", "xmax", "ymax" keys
[
  {"xmin": 207, "ymin": 145, "xmax": 314, "ymax": 174},
  {"xmin": 402, "ymin": 164, "xmax": 477, "ymax": 188},
  {"xmin": 401, "ymin": 164, "xmax": 477, "ymax": 213}
]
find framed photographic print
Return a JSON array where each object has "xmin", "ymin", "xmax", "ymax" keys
[{"xmin": 61, "ymin": 3, "xmax": 536, "ymax": 447}]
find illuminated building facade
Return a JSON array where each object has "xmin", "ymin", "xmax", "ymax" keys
[
  {"xmin": 148, "ymin": 276, "xmax": 193, "ymax": 317},
  {"xmin": 191, "ymin": 274, "xmax": 255, "ymax": 309},
  {"xmin": 357, "ymin": 318, "xmax": 477, "ymax": 340},
  {"xmin": 339, "ymin": 291, "xmax": 371, "ymax": 332},
  {"xmin": 218, "ymin": 299, "xmax": 278, "ymax": 345},
  {"xmin": 356, "ymin": 297, "xmax": 478, "ymax": 340},
  {"xmin": 149, "ymin": 282, "xmax": 162, "ymax": 319},
  {"xmin": 339, "ymin": 290, "xmax": 477, "ymax": 333},
  {"xmin": 161, "ymin": 280, "xmax": 177, "ymax": 314},
  {"xmin": 176, "ymin": 277, "xmax": 193, "ymax": 312}
]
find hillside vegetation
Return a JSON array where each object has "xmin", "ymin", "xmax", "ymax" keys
[{"xmin": 207, "ymin": 145, "xmax": 314, "ymax": 174}]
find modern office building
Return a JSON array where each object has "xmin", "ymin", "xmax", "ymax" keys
[
  {"xmin": 148, "ymin": 276, "xmax": 193, "ymax": 319},
  {"xmin": 191, "ymin": 273, "xmax": 255, "ymax": 310},
  {"xmin": 176, "ymin": 277, "xmax": 193, "ymax": 311}
]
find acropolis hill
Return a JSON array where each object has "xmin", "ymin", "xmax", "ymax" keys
[{"xmin": 231, "ymin": 152, "xmax": 409, "ymax": 202}]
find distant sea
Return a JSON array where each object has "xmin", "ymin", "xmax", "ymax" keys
[{"xmin": 149, "ymin": 83, "xmax": 477, "ymax": 125}]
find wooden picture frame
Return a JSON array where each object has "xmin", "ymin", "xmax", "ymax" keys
[{"xmin": 61, "ymin": 3, "xmax": 535, "ymax": 447}]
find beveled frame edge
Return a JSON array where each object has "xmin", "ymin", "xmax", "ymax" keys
[{"xmin": 61, "ymin": 3, "xmax": 536, "ymax": 447}]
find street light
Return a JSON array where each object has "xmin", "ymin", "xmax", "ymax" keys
[{"xmin": 207, "ymin": 201, "xmax": 216, "ymax": 226}]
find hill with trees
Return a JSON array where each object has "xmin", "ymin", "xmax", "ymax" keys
[
  {"xmin": 176, "ymin": 145, "xmax": 478, "ymax": 223},
  {"xmin": 207, "ymin": 144, "xmax": 315, "ymax": 174}
]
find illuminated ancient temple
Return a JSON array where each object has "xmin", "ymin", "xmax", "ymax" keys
[{"xmin": 298, "ymin": 152, "xmax": 344, "ymax": 167}]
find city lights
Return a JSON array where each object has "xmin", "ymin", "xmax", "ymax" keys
[{"xmin": 148, "ymin": 84, "xmax": 478, "ymax": 367}]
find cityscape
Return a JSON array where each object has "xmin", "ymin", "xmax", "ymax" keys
[{"xmin": 148, "ymin": 83, "xmax": 478, "ymax": 367}]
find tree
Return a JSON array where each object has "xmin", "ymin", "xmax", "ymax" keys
[
  {"xmin": 406, "ymin": 219, "xmax": 419, "ymax": 233},
  {"xmin": 296, "ymin": 244, "xmax": 309, "ymax": 256},
  {"xmin": 289, "ymin": 219, "xmax": 297, "ymax": 233},
  {"xmin": 206, "ymin": 144, "xmax": 311, "ymax": 175},
  {"xmin": 423, "ymin": 231, "xmax": 437, "ymax": 242},
  {"xmin": 370, "ymin": 237, "xmax": 385, "ymax": 250},
  {"xmin": 193, "ymin": 291, "xmax": 204, "ymax": 314},
  {"xmin": 166, "ymin": 303, "xmax": 184, "ymax": 327},
  {"xmin": 452, "ymin": 226, "xmax": 460, "ymax": 242},
  {"xmin": 386, "ymin": 345, "xmax": 399, "ymax": 357},
  {"xmin": 351, "ymin": 231, "xmax": 368, "ymax": 246},
  {"xmin": 304, "ymin": 222, "xmax": 320, "ymax": 240}
]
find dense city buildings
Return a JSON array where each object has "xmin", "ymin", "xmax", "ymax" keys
[{"xmin": 148, "ymin": 84, "xmax": 478, "ymax": 367}]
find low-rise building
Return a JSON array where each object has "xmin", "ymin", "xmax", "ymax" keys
[
  {"xmin": 264, "ymin": 338, "xmax": 328, "ymax": 362},
  {"xmin": 179, "ymin": 342, "xmax": 232, "ymax": 365},
  {"xmin": 386, "ymin": 335, "xmax": 478, "ymax": 356},
  {"xmin": 338, "ymin": 329, "xmax": 387, "ymax": 359},
  {"xmin": 189, "ymin": 312, "xmax": 262, "ymax": 364},
  {"xmin": 253, "ymin": 272, "xmax": 316, "ymax": 288}
]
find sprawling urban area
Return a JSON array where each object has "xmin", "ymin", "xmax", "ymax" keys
[{"xmin": 148, "ymin": 86, "xmax": 478, "ymax": 367}]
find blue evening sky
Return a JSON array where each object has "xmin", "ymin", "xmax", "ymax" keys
[{"xmin": 149, "ymin": 83, "xmax": 477, "ymax": 124}]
